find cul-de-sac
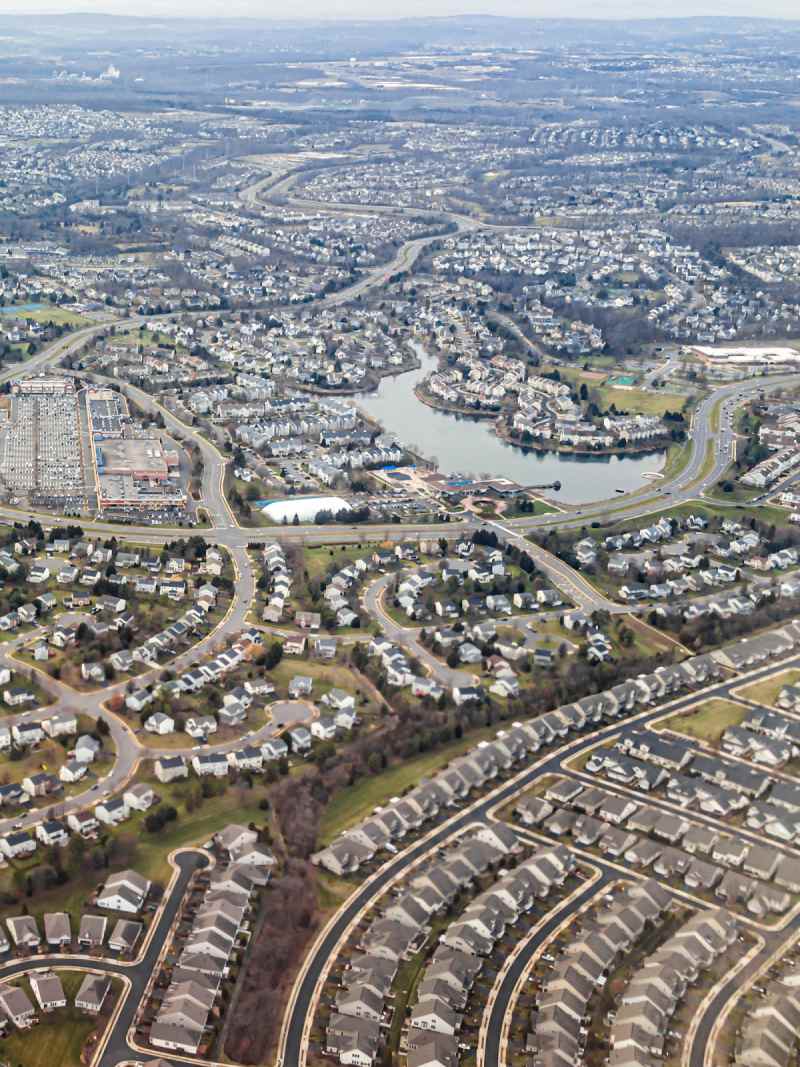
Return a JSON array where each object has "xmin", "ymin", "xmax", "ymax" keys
[{"xmin": 3, "ymin": 11, "xmax": 800, "ymax": 1067}]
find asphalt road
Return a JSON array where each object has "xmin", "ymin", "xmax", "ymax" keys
[
  {"xmin": 280, "ymin": 651, "xmax": 800, "ymax": 1067},
  {"xmin": 480, "ymin": 872, "xmax": 614, "ymax": 1067},
  {"xmin": 1, "ymin": 183, "xmax": 798, "ymax": 1067},
  {"xmin": 0, "ymin": 850, "xmax": 205, "ymax": 1067}
]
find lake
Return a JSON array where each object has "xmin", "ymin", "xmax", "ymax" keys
[{"xmin": 357, "ymin": 347, "xmax": 666, "ymax": 505}]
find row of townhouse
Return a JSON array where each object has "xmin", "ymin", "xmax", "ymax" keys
[
  {"xmin": 711, "ymin": 621, "xmax": 800, "ymax": 671},
  {"xmin": 149, "ymin": 860, "xmax": 269, "ymax": 1056},
  {"xmin": 741, "ymin": 446, "xmax": 800, "ymax": 488},
  {"xmin": 722, "ymin": 705, "xmax": 800, "ymax": 768},
  {"xmin": 316, "ymin": 650, "xmax": 726, "ymax": 879},
  {"xmin": 734, "ymin": 968, "xmax": 800, "ymax": 1067},
  {"xmin": 261, "ymin": 541, "xmax": 293, "ymax": 624},
  {"xmin": 325, "ymin": 829, "xmax": 570, "ymax": 1067},
  {"xmin": 607, "ymin": 910, "xmax": 738, "ymax": 1067},
  {"xmin": 531, "ymin": 880, "xmax": 671, "ymax": 1067},
  {"xmin": 404, "ymin": 845, "xmax": 574, "ymax": 1066},
  {"xmin": 535, "ymin": 778, "xmax": 799, "ymax": 919}
]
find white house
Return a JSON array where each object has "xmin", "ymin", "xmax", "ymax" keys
[
  {"xmin": 96, "ymin": 869, "xmax": 151, "ymax": 914},
  {"xmin": 60, "ymin": 760, "xmax": 87, "ymax": 784},
  {"xmin": 124, "ymin": 783, "xmax": 156, "ymax": 811},
  {"xmin": 192, "ymin": 752, "xmax": 229, "ymax": 777},
  {"xmin": 145, "ymin": 711, "xmax": 175, "ymax": 735}
]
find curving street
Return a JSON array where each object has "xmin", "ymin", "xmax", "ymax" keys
[{"xmin": 0, "ymin": 232, "xmax": 795, "ymax": 1067}]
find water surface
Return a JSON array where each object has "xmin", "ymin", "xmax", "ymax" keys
[{"xmin": 358, "ymin": 348, "xmax": 665, "ymax": 505}]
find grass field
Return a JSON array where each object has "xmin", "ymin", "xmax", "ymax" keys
[
  {"xmin": 658, "ymin": 438, "xmax": 693, "ymax": 484},
  {"xmin": 704, "ymin": 480, "xmax": 764, "ymax": 506},
  {"xmin": 503, "ymin": 498, "xmax": 558, "ymax": 518},
  {"xmin": 661, "ymin": 698, "xmax": 746, "ymax": 743},
  {"xmin": 0, "ymin": 971, "xmax": 122, "ymax": 1067},
  {"xmin": 15, "ymin": 306, "xmax": 95, "ymax": 327},
  {"xmin": 317, "ymin": 725, "xmax": 500, "ymax": 845},
  {"xmin": 269, "ymin": 658, "xmax": 371, "ymax": 705},
  {"xmin": 596, "ymin": 385, "xmax": 689, "ymax": 417},
  {"xmin": 736, "ymin": 669, "xmax": 800, "ymax": 709}
]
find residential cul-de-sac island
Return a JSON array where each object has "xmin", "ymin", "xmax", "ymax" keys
[{"xmin": 8, "ymin": 15, "xmax": 800, "ymax": 1067}]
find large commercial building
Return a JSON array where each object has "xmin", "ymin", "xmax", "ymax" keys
[
  {"xmin": 86, "ymin": 387, "xmax": 186, "ymax": 516},
  {"xmin": 12, "ymin": 376, "xmax": 74, "ymax": 396}
]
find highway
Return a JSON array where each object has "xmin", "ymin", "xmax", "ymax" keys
[
  {"xmin": 0, "ymin": 190, "xmax": 798, "ymax": 1067},
  {"xmin": 0, "ymin": 314, "xmax": 783, "ymax": 845}
]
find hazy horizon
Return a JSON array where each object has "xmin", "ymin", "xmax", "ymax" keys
[{"xmin": 1, "ymin": 1, "xmax": 799, "ymax": 19}]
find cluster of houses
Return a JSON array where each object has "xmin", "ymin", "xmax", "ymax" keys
[
  {"xmin": 390, "ymin": 546, "xmax": 543, "ymax": 626},
  {"xmin": 607, "ymin": 908, "xmax": 739, "ymax": 1067},
  {"xmin": 734, "ymin": 963, "xmax": 800, "ymax": 1067},
  {"xmin": 260, "ymin": 539, "xmax": 373, "ymax": 631},
  {"xmin": 1, "ymin": 883, "xmax": 148, "ymax": 958},
  {"xmin": 128, "ymin": 626, "xmax": 265, "ymax": 725},
  {"xmin": 0, "ymin": 707, "xmax": 108, "ymax": 814},
  {"xmin": 0, "ymin": 782, "xmax": 155, "ymax": 860},
  {"xmin": 325, "ymin": 828, "xmax": 572, "ymax": 1067},
  {"xmin": 527, "ymin": 773, "xmax": 800, "ymax": 919},
  {"xmin": 0, "ymin": 539, "xmax": 227, "ymax": 662},
  {"xmin": 620, "ymin": 565, "xmax": 800, "ymax": 617},
  {"xmin": 722, "ymin": 706, "xmax": 800, "ymax": 768},
  {"xmin": 152, "ymin": 731, "xmax": 292, "ymax": 785},
  {"xmin": 427, "ymin": 611, "xmax": 578, "ymax": 690},
  {"xmin": 530, "ymin": 880, "xmax": 671, "ymax": 1067},
  {"xmin": 72, "ymin": 577, "xmax": 223, "ymax": 685},
  {"xmin": 149, "ymin": 825, "xmax": 273, "ymax": 1056},
  {"xmin": 0, "ymin": 969, "xmax": 113, "ymax": 1032},
  {"xmin": 574, "ymin": 515, "xmax": 800, "ymax": 615},
  {"xmin": 311, "ymin": 549, "xmax": 384, "ymax": 631}
]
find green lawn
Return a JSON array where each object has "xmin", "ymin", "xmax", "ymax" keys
[
  {"xmin": 655, "ymin": 438, "xmax": 692, "ymax": 484},
  {"xmin": 131, "ymin": 787, "xmax": 268, "ymax": 884},
  {"xmin": 317, "ymin": 725, "xmax": 500, "ymax": 845},
  {"xmin": 0, "ymin": 774, "xmax": 270, "ymax": 928},
  {"xmin": 596, "ymin": 385, "xmax": 689, "ymax": 417},
  {"xmin": 736, "ymin": 669, "xmax": 800, "ymax": 709},
  {"xmin": 661, "ymin": 698, "xmax": 746, "ymax": 743},
  {"xmin": 0, "ymin": 971, "xmax": 122, "ymax": 1067},
  {"xmin": 268, "ymin": 657, "xmax": 372, "ymax": 704},
  {"xmin": 704, "ymin": 479, "xmax": 765, "ymax": 506},
  {"xmin": 13, "ymin": 306, "xmax": 95, "ymax": 328}
]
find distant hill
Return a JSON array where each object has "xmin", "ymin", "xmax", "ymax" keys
[{"xmin": 3, "ymin": 14, "xmax": 800, "ymax": 59}]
